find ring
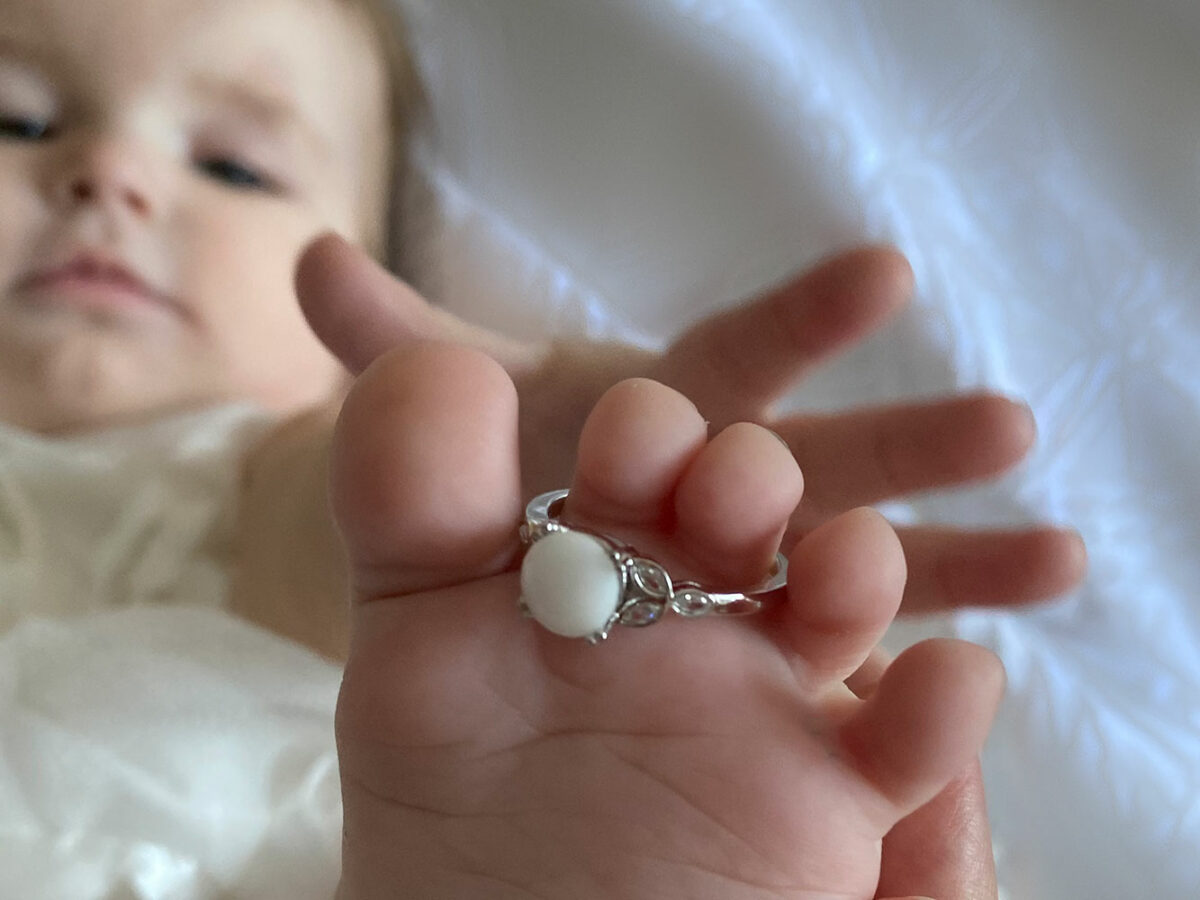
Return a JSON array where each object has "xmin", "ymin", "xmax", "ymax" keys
[{"xmin": 518, "ymin": 489, "xmax": 788, "ymax": 643}]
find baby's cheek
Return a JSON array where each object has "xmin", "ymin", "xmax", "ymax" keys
[
  {"xmin": 210, "ymin": 311, "xmax": 343, "ymax": 411},
  {"xmin": 186, "ymin": 216, "xmax": 342, "ymax": 410}
]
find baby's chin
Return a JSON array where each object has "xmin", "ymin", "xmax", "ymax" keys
[
  {"xmin": 0, "ymin": 314, "xmax": 343, "ymax": 434},
  {"xmin": 0, "ymin": 390, "xmax": 216, "ymax": 436},
  {"xmin": 0, "ymin": 350, "xmax": 220, "ymax": 437}
]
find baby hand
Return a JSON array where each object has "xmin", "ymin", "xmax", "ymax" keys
[
  {"xmin": 298, "ymin": 236, "xmax": 1085, "ymax": 618},
  {"xmin": 330, "ymin": 343, "xmax": 1004, "ymax": 899}
]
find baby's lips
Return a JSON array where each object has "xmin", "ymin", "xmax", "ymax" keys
[{"xmin": 19, "ymin": 249, "xmax": 186, "ymax": 317}]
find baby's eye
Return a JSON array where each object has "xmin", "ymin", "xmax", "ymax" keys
[
  {"xmin": 0, "ymin": 114, "xmax": 55, "ymax": 141},
  {"xmin": 196, "ymin": 156, "xmax": 279, "ymax": 193}
]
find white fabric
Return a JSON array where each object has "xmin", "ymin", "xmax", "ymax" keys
[
  {"xmin": 0, "ymin": 608, "xmax": 342, "ymax": 900},
  {"xmin": 0, "ymin": 407, "xmax": 345, "ymax": 899},
  {"xmin": 4, "ymin": 1, "xmax": 1199, "ymax": 897},
  {"xmin": 405, "ymin": 2, "xmax": 1200, "ymax": 897},
  {"xmin": 0, "ymin": 406, "xmax": 268, "ymax": 628}
]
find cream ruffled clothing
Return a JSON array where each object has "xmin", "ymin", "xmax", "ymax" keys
[
  {"xmin": 0, "ymin": 406, "xmax": 345, "ymax": 899},
  {"xmin": 0, "ymin": 405, "xmax": 269, "ymax": 630}
]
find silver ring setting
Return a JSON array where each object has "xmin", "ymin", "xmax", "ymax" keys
[{"xmin": 518, "ymin": 489, "xmax": 788, "ymax": 643}]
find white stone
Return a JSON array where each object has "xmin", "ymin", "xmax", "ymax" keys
[{"xmin": 520, "ymin": 531, "xmax": 622, "ymax": 638}]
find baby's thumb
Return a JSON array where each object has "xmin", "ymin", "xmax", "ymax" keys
[{"xmin": 295, "ymin": 233, "xmax": 539, "ymax": 374}]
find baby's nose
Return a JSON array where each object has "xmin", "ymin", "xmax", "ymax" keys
[{"xmin": 50, "ymin": 132, "xmax": 160, "ymax": 219}]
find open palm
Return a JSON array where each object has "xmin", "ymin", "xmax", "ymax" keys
[{"xmin": 331, "ymin": 346, "xmax": 1002, "ymax": 899}]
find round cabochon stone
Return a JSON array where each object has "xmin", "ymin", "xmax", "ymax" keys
[{"xmin": 520, "ymin": 531, "xmax": 622, "ymax": 638}]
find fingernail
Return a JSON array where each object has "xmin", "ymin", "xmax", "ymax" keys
[
  {"xmin": 1017, "ymin": 399, "xmax": 1037, "ymax": 432},
  {"xmin": 765, "ymin": 427, "xmax": 791, "ymax": 452}
]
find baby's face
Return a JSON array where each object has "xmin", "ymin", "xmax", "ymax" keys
[{"xmin": 0, "ymin": 0, "xmax": 391, "ymax": 432}]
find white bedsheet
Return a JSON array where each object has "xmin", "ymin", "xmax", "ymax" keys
[{"xmin": 3, "ymin": 1, "xmax": 1197, "ymax": 897}]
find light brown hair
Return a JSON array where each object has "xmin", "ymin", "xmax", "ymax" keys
[{"xmin": 339, "ymin": 0, "xmax": 429, "ymax": 277}]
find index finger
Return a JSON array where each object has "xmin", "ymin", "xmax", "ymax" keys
[{"xmin": 658, "ymin": 245, "xmax": 913, "ymax": 419}]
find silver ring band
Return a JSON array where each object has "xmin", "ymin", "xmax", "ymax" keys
[{"xmin": 518, "ymin": 489, "xmax": 788, "ymax": 643}]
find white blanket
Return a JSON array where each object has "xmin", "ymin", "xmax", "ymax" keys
[{"xmin": 4, "ymin": 1, "xmax": 1197, "ymax": 897}]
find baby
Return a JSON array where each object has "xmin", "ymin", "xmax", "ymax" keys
[{"xmin": 0, "ymin": 0, "xmax": 1086, "ymax": 896}]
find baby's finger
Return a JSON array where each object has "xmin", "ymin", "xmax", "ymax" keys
[
  {"xmin": 779, "ymin": 393, "xmax": 1035, "ymax": 517},
  {"xmin": 774, "ymin": 508, "xmax": 905, "ymax": 688},
  {"xmin": 672, "ymin": 422, "xmax": 804, "ymax": 587},
  {"xmin": 296, "ymin": 233, "xmax": 537, "ymax": 374},
  {"xmin": 330, "ymin": 342, "xmax": 522, "ymax": 600},
  {"xmin": 566, "ymin": 378, "xmax": 708, "ymax": 529},
  {"xmin": 659, "ymin": 246, "xmax": 911, "ymax": 420},
  {"xmin": 898, "ymin": 525, "xmax": 1088, "ymax": 613},
  {"xmin": 839, "ymin": 639, "xmax": 1005, "ymax": 820}
]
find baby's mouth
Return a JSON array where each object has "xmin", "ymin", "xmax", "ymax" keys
[{"xmin": 18, "ymin": 254, "xmax": 184, "ymax": 319}]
